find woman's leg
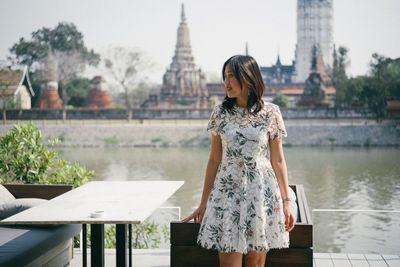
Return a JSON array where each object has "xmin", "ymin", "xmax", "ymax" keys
[
  {"xmin": 245, "ymin": 251, "xmax": 267, "ymax": 267},
  {"xmin": 218, "ymin": 251, "xmax": 242, "ymax": 267}
]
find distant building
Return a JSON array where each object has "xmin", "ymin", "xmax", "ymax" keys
[
  {"xmin": 0, "ymin": 66, "xmax": 34, "ymax": 109},
  {"xmin": 156, "ymin": 4, "xmax": 208, "ymax": 108},
  {"xmin": 86, "ymin": 76, "xmax": 113, "ymax": 109},
  {"xmin": 261, "ymin": 56, "xmax": 296, "ymax": 85},
  {"xmin": 259, "ymin": 0, "xmax": 335, "ymax": 107},
  {"xmin": 36, "ymin": 51, "xmax": 63, "ymax": 109},
  {"xmin": 294, "ymin": 0, "xmax": 334, "ymax": 83}
]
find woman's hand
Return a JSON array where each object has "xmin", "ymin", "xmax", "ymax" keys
[
  {"xmin": 283, "ymin": 202, "xmax": 295, "ymax": 232},
  {"xmin": 181, "ymin": 204, "xmax": 207, "ymax": 223}
]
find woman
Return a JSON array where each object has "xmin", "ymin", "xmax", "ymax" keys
[{"xmin": 182, "ymin": 55, "xmax": 295, "ymax": 267}]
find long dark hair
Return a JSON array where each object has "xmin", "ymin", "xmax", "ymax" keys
[{"xmin": 222, "ymin": 55, "xmax": 265, "ymax": 114}]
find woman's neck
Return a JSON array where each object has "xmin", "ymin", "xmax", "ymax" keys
[
  {"xmin": 236, "ymin": 98, "xmax": 247, "ymax": 108},
  {"xmin": 236, "ymin": 96, "xmax": 247, "ymax": 108}
]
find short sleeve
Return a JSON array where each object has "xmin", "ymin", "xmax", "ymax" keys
[
  {"xmin": 207, "ymin": 105, "xmax": 219, "ymax": 136},
  {"xmin": 267, "ymin": 105, "xmax": 287, "ymax": 140}
]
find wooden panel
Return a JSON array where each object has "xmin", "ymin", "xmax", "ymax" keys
[
  {"xmin": 171, "ymin": 184, "xmax": 313, "ymax": 248},
  {"xmin": 171, "ymin": 246, "xmax": 312, "ymax": 267},
  {"xmin": 171, "ymin": 245, "xmax": 219, "ymax": 267},
  {"xmin": 170, "ymin": 222, "xmax": 311, "ymax": 248},
  {"xmin": 3, "ymin": 184, "xmax": 73, "ymax": 200},
  {"xmin": 267, "ymin": 248, "xmax": 313, "ymax": 267},
  {"xmin": 170, "ymin": 221, "xmax": 200, "ymax": 246},
  {"xmin": 289, "ymin": 224, "xmax": 313, "ymax": 248},
  {"xmin": 298, "ymin": 184, "xmax": 312, "ymax": 224},
  {"xmin": 171, "ymin": 184, "xmax": 313, "ymax": 267}
]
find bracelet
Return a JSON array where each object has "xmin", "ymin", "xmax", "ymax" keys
[{"xmin": 282, "ymin": 197, "xmax": 292, "ymax": 203}]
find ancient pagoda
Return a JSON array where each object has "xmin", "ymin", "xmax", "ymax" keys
[
  {"xmin": 294, "ymin": 0, "xmax": 334, "ymax": 83},
  {"xmin": 159, "ymin": 4, "xmax": 208, "ymax": 108},
  {"xmin": 86, "ymin": 76, "xmax": 113, "ymax": 109},
  {"xmin": 36, "ymin": 51, "xmax": 63, "ymax": 109}
]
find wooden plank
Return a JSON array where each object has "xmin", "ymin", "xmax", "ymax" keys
[
  {"xmin": 170, "ymin": 222, "xmax": 200, "ymax": 246},
  {"xmin": 171, "ymin": 246, "xmax": 312, "ymax": 267},
  {"xmin": 348, "ymin": 254, "xmax": 370, "ymax": 267},
  {"xmin": 295, "ymin": 185, "xmax": 307, "ymax": 225},
  {"xmin": 171, "ymin": 184, "xmax": 312, "ymax": 248},
  {"xmin": 365, "ymin": 254, "xmax": 388, "ymax": 267},
  {"xmin": 3, "ymin": 184, "xmax": 73, "ymax": 200},
  {"xmin": 330, "ymin": 253, "xmax": 352, "ymax": 267},
  {"xmin": 170, "ymin": 245, "xmax": 219, "ymax": 267},
  {"xmin": 171, "ymin": 221, "xmax": 312, "ymax": 248},
  {"xmin": 298, "ymin": 184, "xmax": 312, "ymax": 224},
  {"xmin": 290, "ymin": 223, "xmax": 313, "ymax": 248},
  {"xmin": 267, "ymin": 248, "xmax": 313, "ymax": 267}
]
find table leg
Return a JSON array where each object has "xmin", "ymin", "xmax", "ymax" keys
[
  {"xmin": 82, "ymin": 224, "xmax": 87, "ymax": 267},
  {"xmin": 116, "ymin": 224, "xmax": 127, "ymax": 267},
  {"xmin": 129, "ymin": 224, "xmax": 132, "ymax": 267},
  {"xmin": 91, "ymin": 224, "xmax": 105, "ymax": 267}
]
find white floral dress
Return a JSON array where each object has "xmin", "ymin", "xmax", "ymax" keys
[{"xmin": 197, "ymin": 102, "xmax": 289, "ymax": 253}]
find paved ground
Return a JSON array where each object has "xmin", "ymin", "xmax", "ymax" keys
[
  {"xmin": 70, "ymin": 250, "xmax": 400, "ymax": 267},
  {"xmin": 70, "ymin": 249, "xmax": 170, "ymax": 267}
]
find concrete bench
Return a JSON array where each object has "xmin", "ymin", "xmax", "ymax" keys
[
  {"xmin": 0, "ymin": 184, "xmax": 81, "ymax": 267},
  {"xmin": 170, "ymin": 184, "xmax": 313, "ymax": 267}
]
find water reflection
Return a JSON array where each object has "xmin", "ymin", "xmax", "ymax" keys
[{"xmin": 59, "ymin": 147, "xmax": 400, "ymax": 253}]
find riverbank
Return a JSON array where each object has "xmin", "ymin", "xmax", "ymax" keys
[{"xmin": 1, "ymin": 119, "xmax": 399, "ymax": 147}]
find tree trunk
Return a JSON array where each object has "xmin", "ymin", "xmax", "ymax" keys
[
  {"xmin": 124, "ymin": 87, "xmax": 132, "ymax": 122},
  {"xmin": 2, "ymin": 108, "xmax": 6, "ymax": 126},
  {"xmin": 62, "ymin": 107, "xmax": 67, "ymax": 122}
]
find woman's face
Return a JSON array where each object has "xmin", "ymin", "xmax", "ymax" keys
[{"xmin": 223, "ymin": 66, "xmax": 242, "ymax": 99}]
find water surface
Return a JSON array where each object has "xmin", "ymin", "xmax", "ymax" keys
[{"xmin": 60, "ymin": 147, "xmax": 400, "ymax": 254}]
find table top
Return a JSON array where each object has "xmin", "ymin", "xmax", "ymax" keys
[{"xmin": 0, "ymin": 181, "xmax": 184, "ymax": 225}]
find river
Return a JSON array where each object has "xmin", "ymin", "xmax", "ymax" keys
[{"xmin": 59, "ymin": 147, "xmax": 400, "ymax": 254}]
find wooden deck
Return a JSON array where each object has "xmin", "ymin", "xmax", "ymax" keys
[
  {"xmin": 70, "ymin": 250, "xmax": 400, "ymax": 267},
  {"xmin": 314, "ymin": 253, "xmax": 400, "ymax": 267}
]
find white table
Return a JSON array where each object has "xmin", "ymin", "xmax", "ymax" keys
[{"xmin": 0, "ymin": 181, "xmax": 184, "ymax": 267}]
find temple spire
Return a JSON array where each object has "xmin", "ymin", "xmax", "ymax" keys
[
  {"xmin": 245, "ymin": 42, "xmax": 249, "ymax": 56},
  {"xmin": 181, "ymin": 3, "xmax": 186, "ymax": 22}
]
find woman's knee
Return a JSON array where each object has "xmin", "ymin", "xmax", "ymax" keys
[
  {"xmin": 218, "ymin": 252, "xmax": 242, "ymax": 267},
  {"xmin": 245, "ymin": 251, "xmax": 267, "ymax": 267}
]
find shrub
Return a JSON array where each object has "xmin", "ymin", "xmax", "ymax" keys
[
  {"xmin": 272, "ymin": 93, "xmax": 289, "ymax": 108},
  {"xmin": 0, "ymin": 123, "xmax": 94, "ymax": 187}
]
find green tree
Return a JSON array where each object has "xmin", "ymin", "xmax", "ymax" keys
[
  {"xmin": 9, "ymin": 22, "xmax": 99, "ymax": 69},
  {"xmin": 9, "ymin": 22, "xmax": 100, "ymax": 116},
  {"xmin": 331, "ymin": 46, "xmax": 350, "ymax": 109},
  {"xmin": 343, "ymin": 76, "xmax": 368, "ymax": 108},
  {"xmin": 0, "ymin": 123, "xmax": 94, "ymax": 187},
  {"xmin": 272, "ymin": 93, "xmax": 289, "ymax": 108},
  {"xmin": 360, "ymin": 54, "xmax": 400, "ymax": 117},
  {"xmin": 64, "ymin": 78, "xmax": 91, "ymax": 107}
]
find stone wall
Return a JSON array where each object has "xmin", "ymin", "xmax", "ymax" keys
[
  {"xmin": 1, "ymin": 120, "xmax": 399, "ymax": 147},
  {"xmin": 2, "ymin": 107, "xmax": 382, "ymax": 120}
]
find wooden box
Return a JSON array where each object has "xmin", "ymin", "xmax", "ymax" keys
[{"xmin": 170, "ymin": 184, "xmax": 312, "ymax": 267}]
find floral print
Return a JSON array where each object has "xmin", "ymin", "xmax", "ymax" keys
[{"xmin": 197, "ymin": 102, "xmax": 289, "ymax": 253}]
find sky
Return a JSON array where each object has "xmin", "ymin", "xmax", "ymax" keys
[{"xmin": 0, "ymin": 0, "xmax": 399, "ymax": 83}]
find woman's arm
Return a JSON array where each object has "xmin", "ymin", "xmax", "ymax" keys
[
  {"xmin": 269, "ymin": 137, "xmax": 295, "ymax": 232},
  {"xmin": 181, "ymin": 133, "xmax": 222, "ymax": 223}
]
